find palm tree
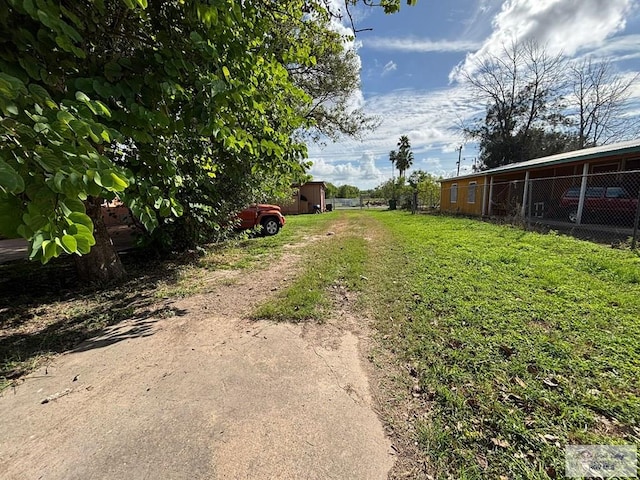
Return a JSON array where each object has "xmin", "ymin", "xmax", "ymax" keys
[
  {"xmin": 395, "ymin": 135, "xmax": 413, "ymax": 178},
  {"xmin": 389, "ymin": 150, "xmax": 397, "ymax": 177}
]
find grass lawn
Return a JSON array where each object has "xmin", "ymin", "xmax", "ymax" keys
[{"xmin": 361, "ymin": 211, "xmax": 640, "ymax": 478}]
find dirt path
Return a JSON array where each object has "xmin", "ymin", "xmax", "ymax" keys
[{"xmin": 0, "ymin": 231, "xmax": 394, "ymax": 479}]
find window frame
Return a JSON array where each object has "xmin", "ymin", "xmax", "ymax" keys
[
  {"xmin": 450, "ymin": 183, "xmax": 458, "ymax": 203},
  {"xmin": 467, "ymin": 181, "xmax": 477, "ymax": 204}
]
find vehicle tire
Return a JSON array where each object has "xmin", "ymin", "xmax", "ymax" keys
[
  {"xmin": 262, "ymin": 217, "xmax": 280, "ymax": 236},
  {"xmin": 568, "ymin": 209, "xmax": 578, "ymax": 223}
]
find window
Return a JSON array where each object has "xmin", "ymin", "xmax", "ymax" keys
[
  {"xmin": 467, "ymin": 182, "xmax": 477, "ymax": 204},
  {"xmin": 605, "ymin": 187, "xmax": 629, "ymax": 198},
  {"xmin": 564, "ymin": 187, "xmax": 581, "ymax": 198},
  {"xmin": 450, "ymin": 184, "xmax": 458, "ymax": 203},
  {"xmin": 586, "ymin": 187, "xmax": 605, "ymax": 198}
]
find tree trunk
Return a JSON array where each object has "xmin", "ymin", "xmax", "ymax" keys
[{"xmin": 74, "ymin": 197, "xmax": 126, "ymax": 284}]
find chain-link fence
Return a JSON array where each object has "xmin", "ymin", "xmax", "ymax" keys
[
  {"xmin": 327, "ymin": 197, "xmax": 390, "ymax": 210},
  {"xmin": 441, "ymin": 170, "xmax": 640, "ymax": 247},
  {"xmin": 326, "ymin": 198, "xmax": 365, "ymax": 210},
  {"xmin": 326, "ymin": 195, "xmax": 439, "ymax": 212}
]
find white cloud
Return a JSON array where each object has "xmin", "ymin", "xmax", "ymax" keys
[
  {"xmin": 452, "ymin": 0, "xmax": 634, "ymax": 81},
  {"xmin": 574, "ymin": 34, "xmax": 640, "ymax": 63},
  {"xmin": 308, "ymin": 153, "xmax": 385, "ymax": 187},
  {"xmin": 364, "ymin": 37, "xmax": 482, "ymax": 53},
  {"xmin": 306, "ymin": 86, "xmax": 483, "ymax": 188},
  {"xmin": 381, "ymin": 60, "xmax": 397, "ymax": 76}
]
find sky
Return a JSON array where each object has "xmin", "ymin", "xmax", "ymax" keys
[{"xmin": 306, "ymin": 0, "xmax": 640, "ymax": 190}]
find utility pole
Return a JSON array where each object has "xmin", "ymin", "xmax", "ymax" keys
[{"xmin": 456, "ymin": 145, "xmax": 462, "ymax": 176}]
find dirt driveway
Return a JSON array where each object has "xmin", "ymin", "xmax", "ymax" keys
[{"xmin": 0, "ymin": 234, "xmax": 395, "ymax": 479}]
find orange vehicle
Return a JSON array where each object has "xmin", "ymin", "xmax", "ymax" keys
[{"xmin": 237, "ymin": 204, "xmax": 286, "ymax": 236}]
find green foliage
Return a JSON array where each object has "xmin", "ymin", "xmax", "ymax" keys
[
  {"xmin": 388, "ymin": 135, "xmax": 414, "ymax": 179},
  {"xmin": 286, "ymin": 16, "xmax": 379, "ymax": 141},
  {"xmin": 350, "ymin": 0, "xmax": 417, "ymax": 14},
  {"xmin": 0, "ymin": 0, "xmax": 326, "ymax": 263},
  {"xmin": 372, "ymin": 177, "xmax": 409, "ymax": 203},
  {"xmin": 336, "ymin": 184, "xmax": 360, "ymax": 198},
  {"xmin": 0, "ymin": 0, "xmax": 130, "ymax": 263},
  {"xmin": 388, "ymin": 149, "xmax": 397, "ymax": 176},
  {"xmin": 395, "ymin": 135, "xmax": 414, "ymax": 177},
  {"xmin": 408, "ymin": 170, "xmax": 441, "ymax": 207},
  {"xmin": 325, "ymin": 182, "xmax": 339, "ymax": 199}
]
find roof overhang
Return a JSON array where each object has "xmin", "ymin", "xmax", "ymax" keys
[{"xmin": 440, "ymin": 139, "xmax": 640, "ymax": 183}]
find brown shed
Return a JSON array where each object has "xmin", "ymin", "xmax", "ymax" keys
[{"xmin": 279, "ymin": 181, "xmax": 327, "ymax": 215}]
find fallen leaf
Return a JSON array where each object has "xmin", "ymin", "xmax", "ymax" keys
[
  {"xmin": 491, "ymin": 437, "xmax": 510, "ymax": 448},
  {"xmin": 542, "ymin": 434, "xmax": 558, "ymax": 441},
  {"xmin": 514, "ymin": 376, "xmax": 526, "ymax": 388}
]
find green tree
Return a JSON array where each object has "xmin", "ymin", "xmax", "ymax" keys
[
  {"xmin": 0, "ymin": 0, "xmax": 321, "ymax": 281},
  {"xmin": 461, "ymin": 40, "xmax": 569, "ymax": 169},
  {"xmin": 372, "ymin": 177, "xmax": 409, "ymax": 202},
  {"xmin": 395, "ymin": 135, "xmax": 414, "ymax": 177},
  {"xmin": 408, "ymin": 170, "xmax": 441, "ymax": 207},
  {"xmin": 388, "ymin": 150, "xmax": 397, "ymax": 177},
  {"xmin": 286, "ymin": 20, "xmax": 378, "ymax": 142},
  {"xmin": 336, "ymin": 184, "xmax": 360, "ymax": 198},
  {"xmin": 325, "ymin": 182, "xmax": 339, "ymax": 199}
]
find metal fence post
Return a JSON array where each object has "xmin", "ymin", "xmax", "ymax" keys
[
  {"xmin": 527, "ymin": 179, "xmax": 533, "ymax": 230},
  {"xmin": 632, "ymin": 188, "xmax": 640, "ymax": 249},
  {"xmin": 576, "ymin": 163, "xmax": 589, "ymax": 225},
  {"xmin": 488, "ymin": 177, "xmax": 494, "ymax": 216}
]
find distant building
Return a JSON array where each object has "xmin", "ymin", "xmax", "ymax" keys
[
  {"xmin": 279, "ymin": 181, "xmax": 327, "ymax": 214},
  {"xmin": 439, "ymin": 140, "xmax": 640, "ymax": 225}
]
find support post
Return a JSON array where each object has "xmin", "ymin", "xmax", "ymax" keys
[
  {"xmin": 488, "ymin": 177, "xmax": 494, "ymax": 216},
  {"xmin": 482, "ymin": 176, "xmax": 489, "ymax": 216},
  {"xmin": 521, "ymin": 171, "xmax": 530, "ymax": 217},
  {"xmin": 527, "ymin": 179, "xmax": 533, "ymax": 229},
  {"xmin": 576, "ymin": 163, "xmax": 590, "ymax": 225},
  {"xmin": 632, "ymin": 188, "xmax": 640, "ymax": 249}
]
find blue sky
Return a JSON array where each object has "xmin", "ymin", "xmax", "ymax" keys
[{"xmin": 307, "ymin": 0, "xmax": 640, "ymax": 189}]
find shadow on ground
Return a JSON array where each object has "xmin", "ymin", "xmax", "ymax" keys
[{"xmin": 0, "ymin": 250, "xmax": 193, "ymax": 382}]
